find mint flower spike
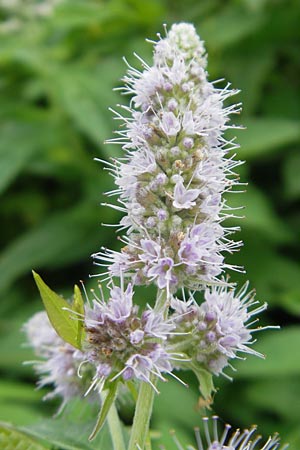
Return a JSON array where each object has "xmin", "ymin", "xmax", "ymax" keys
[
  {"xmin": 83, "ymin": 281, "xmax": 175, "ymax": 392},
  {"xmin": 169, "ymin": 416, "xmax": 288, "ymax": 450},
  {"xmin": 95, "ymin": 23, "xmax": 244, "ymax": 292},
  {"xmin": 23, "ymin": 311, "xmax": 94, "ymax": 412},
  {"xmin": 169, "ymin": 283, "xmax": 273, "ymax": 378}
]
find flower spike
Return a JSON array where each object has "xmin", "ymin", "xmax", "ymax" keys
[{"xmin": 94, "ymin": 23, "xmax": 244, "ymax": 292}]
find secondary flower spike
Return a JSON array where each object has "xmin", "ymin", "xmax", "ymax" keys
[
  {"xmin": 168, "ymin": 283, "xmax": 267, "ymax": 377},
  {"xmin": 23, "ymin": 311, "xmax": 95, "ymax": 410},
  {"xmin": 83, "ymin": 283, "xmax": 175, "ymax": 392},
  {"xmin": 170, "ymin": 416, "xmax": 288, "ymax": 450},
  {"xmin": 95, "ymin": 23, "xmax": 243, "ymax": 292}
]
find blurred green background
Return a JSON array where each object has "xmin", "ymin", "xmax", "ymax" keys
[{"xmin": 0, "ymin": 0, "xmax": 300, "ymax": 448}]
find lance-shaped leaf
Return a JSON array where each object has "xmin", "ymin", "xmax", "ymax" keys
[
  {"xmin": 89, "ymin": 382, "xmax": 119, "ymax": 441},
  {"xmin": 0, "ymin": 421, "xmax": 47, "ymax": 450},
  {"xmin": 73, "ymin": 284, "xmax": 85, "ymax": 349},
  {"xmin": 32, "ymin": 271, "xmax": 81, "ymax": 350},
  {"xmin": 192, "ymin": 364, "xmax": 215, "ymax": 403}
]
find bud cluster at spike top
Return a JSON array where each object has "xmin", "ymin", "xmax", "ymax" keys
[{"xmin": 94, "ymin": 23, "xmax": 244, "ymax": 292}]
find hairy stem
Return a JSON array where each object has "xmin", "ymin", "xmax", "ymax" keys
[
  {"xmin": 103, "ymin": 394, "xmax": 126, "ymax": 450},
  {"xmin": 127, "ymin": 376, "xmax": 156, "ymax": 450},
  {"xmin": 127, "ymin": 289, "xmax": 169, "ymax": 450}
]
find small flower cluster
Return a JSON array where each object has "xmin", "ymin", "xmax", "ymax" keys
[
  {"xmin": 83, "ymin": 283, "xmax": 174, "ymax": 391},
  {"xmin": 0, "ymin": 0, "xmax": 62, "ymax": 34},
  {"xmin": 169, "ymin": 283, "xmax": 266, "ymax": 376},
  {"xmin": 169, "ymin": 416, "xmax": 288, "ymax": 450},
  {"xmin": 23, "ymin": 311, "xmax": 94, "ymax": 409},
  {"xmin": 95, "ymin": 22, "xmax": 243, "ymax": 292},
  {"xmin": 25, "ymin": 281, "xmax": 264, "ymax": 402}
]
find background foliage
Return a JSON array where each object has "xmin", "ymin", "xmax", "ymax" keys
[{"xmin": 0, "ymin": 0, "xmax": 299, "ymax": 448}]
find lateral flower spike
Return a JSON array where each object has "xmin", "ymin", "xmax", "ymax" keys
[
  {"xmin": 94, "ymin": 23, "xmax": 244, "ymax": 293},
  {"xmin": 169, "ymin": 283, "xmax": 269, "ymax": 384},
  {"xmin": 23, "ymin": 309, "xmax": 94, "ymax": 412},
  {"xmin": 170, "ymin": 416, "xmax": 289, "ymax": 450}
]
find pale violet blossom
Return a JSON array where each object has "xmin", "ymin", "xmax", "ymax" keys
[
  {"xmin": 23, "ymin": 311, "xmax": 94, "ymax": 409},
  {"xmin": 173, "ymin": 180, "xmax": 201, "ymax": 209},
  {"xmin": 169, "ymin": 416, "xmax": 288, "ymax": 450},
  {"xmin": 95, "ymin": 23, "xmax": 243, "ymax": 292},
  {"xmin": 84, "ymin": 283, "xmax": 175, "ymax": 390},
  {"xmin": 169, "ymin": 283, "xmax": 268, "ymax": 376}
]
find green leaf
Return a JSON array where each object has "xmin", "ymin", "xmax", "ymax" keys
[
  {"xmin": 0, "ymin": 120, "xmax": 51, "ymax": 195},
  {"xmin": 245, "ymin": 377, "xmax": 300, "ymax": 424},
  {"xmin": 287, "ymin": 427, "xmax": 300, "ymax": 450},
  {"xmin": 51, "ymin": 64, "xmax": 121, "ymax": 154},
  {"xmin": 0, "ymin": 203, "xmax": 100, "ymax": 293},
  {"xmin": 192, "ymin": 366, "xmax": 215, "ymax": 401},
  {"xmin": 227, "ymin": 185, "xmax": 293, "ymax": 244},
  {"xmin": 20, "ymin": 399, "xmax": 113, "ymax": 450},
  {"xmin": 233, "ymin": 118, "xmax": 300, "ymax": 160},
  {"xmin": 0, "ymin": 381, "xmax": 46, "ymax": 426},
  {"xmin": 53, "ymin": 1, "xmax": 116, "ymax": 28},
  {"xmin": 283, "ymin": 150, "xmax": 300, "ymax": 199},
  {"xmin": 89, "ymin": 382, "xmax": 119, "ymax": 441},
  {"xmin": 235, "ymin": 327, "xmax": 300, "ymax": 378},
  {"xmin": 199, "ymin": 6, "xmax": 266, "ymax": 50},
  {"xmin": 152, "ymin": 378, "xmax": 203, "ymax": 448},
  {"xmin": 224, "ymin": 50, "xmax": 274, "ymax": 116},
  {"xmin": 32, "ymin": 271, "xmax": 80, "ymax": 350},
  {"xmin": 0, "ymin": 422, "xmax": 47, "ymax": 450},
  {"xmin": 281, "ymin": 287, "xmax": 300, "ymax": 317},
  {"xmin": 232, "ymin": 234, "xmax": 300, "ymax": 315},
  {"xmin": 73, "ymin": 285, "xmax": 85, "ymax": 349}
]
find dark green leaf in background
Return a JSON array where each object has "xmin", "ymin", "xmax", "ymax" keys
[{"xmin": 0, "ymin": 422, "xmax": 48, "ymax": 450}]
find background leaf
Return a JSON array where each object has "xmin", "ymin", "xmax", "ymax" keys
[{"xmin": 0, "ymin": 422, "xmax": 48, "ymax": 450}]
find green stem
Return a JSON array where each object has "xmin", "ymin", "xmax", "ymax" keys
[
  {"xmin": 127, "ymin": 289, "xmax": 169, "ymax": 450},
  {"xmin": 127, "ymin": 376, "xmax": 157, "ymax": 450},
  {"xmin": 103, "ymin": 394, "xmax": 126, "ymax": 450}
]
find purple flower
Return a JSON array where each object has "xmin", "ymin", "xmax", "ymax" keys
[
  {"xmin": 170, "ymin": 416, "xmax": 288, "ymax": 450},
  {"xmin": 169, "ymin": 283, "xmax": 268, "ymax": 377},
  {"xmin": 161, "ymin": 112, "xmax": 181, "ymax": 136},
  {"xmin": 173, "ymin": 180, "xmax": 200, "ymax": 209},
  {"xmin": 147, "ymin": 257, "xmax": 176, "ymax": 289},
  {"xmin": 23, "ymin": 311, "xmax": 94, "ymax": 409},
  {"xmin": 104, "ymin": 284, "xmax": 133, "ymax": 323},
  {"xmin": 84, "ymin": 283, "xmax": 174, "ymax": 388},
  {"xmin": 140, "ymin": 239, "xmax": 161, "ymax": 262},
  {"xmin": 95, "ymin": 22, "xmax": 243, "ymax": 290}
]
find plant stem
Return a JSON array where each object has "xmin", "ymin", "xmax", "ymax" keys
[
  {"xmin": 127, "ymin": 289, "xmax": 168, "ymax": 450},
  {"xmin": 127, "ymin": 376, "xmax": 157, "ymax": 450},
  {"xmin": 103, "ymin": 394, "xmax": 126, "ymax": 450}
]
